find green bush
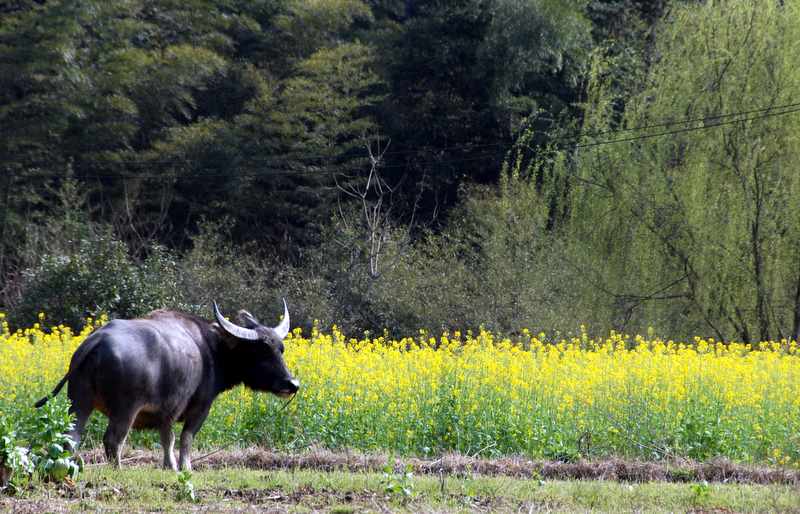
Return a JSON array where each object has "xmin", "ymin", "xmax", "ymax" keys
[
  {"xmin": 177, "ymin": 219, "xmax": 290, "ymax": 321},
  {"xmin": 286, "ymin": 174, "xmax": 586, "ymax": 337},
  {"xmin": 14, "ymin": 230, "xmax": 182, "ymax": 328}
]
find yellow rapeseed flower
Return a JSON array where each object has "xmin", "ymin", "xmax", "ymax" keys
[{"xmin": 3, "ymin": 313, "xmax": 800, "ymax": 463}]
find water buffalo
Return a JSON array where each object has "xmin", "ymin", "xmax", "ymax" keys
[{"xmin": 34, "ymin": 301, "xmax": 299, "ymax": 471}]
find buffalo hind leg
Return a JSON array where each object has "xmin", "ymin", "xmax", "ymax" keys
[
  {"xmin": 159, "ymin": 423, "xmax": 178, "ymax": 471},
  {"xmin": 66, "ymin": 381, "xmax": 94, "ymax": 452},
  {"xmin": 68, "ymin": 405, "xmax": 92, "ymax": 453},
  {"xmin": 103, "ymin": 408, "xmax": 136, "ymax": 467}
]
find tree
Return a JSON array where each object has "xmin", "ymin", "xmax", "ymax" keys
[
  {"xmin": 243, "ymin": 42, "xmax": 384, "ymax": 252},
  {"xmin": 555, "ymin": 0, "xmax": 800, "ymax": 341},
  {"xmin": 374, "ymin": 0, "xmax": 591, "ymax": 222},
  {"xmin": 0, "ymin": 0, "xmax": 293, "ymax": 262},
  {"xmin": 0, "ymin": 0, "xmax": 93, "ymax": 292}
]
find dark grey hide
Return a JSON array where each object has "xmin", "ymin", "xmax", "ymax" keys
[{"xmin": 34, "ymin": 301, "xmax": 299, "ymax": 471}]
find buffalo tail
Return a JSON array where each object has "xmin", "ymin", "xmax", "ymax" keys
[{"xmin": 34, "ymin": 373, "xmax": 69, "ymax": 408}]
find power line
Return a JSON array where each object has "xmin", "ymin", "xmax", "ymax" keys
[
  {"xmin": 4, "ymin": 152, "xmax": 505, "ymax": 181},
  {"xmin": 558, "ymin": 100, "xmax": 800, "ymax": 144},
  {"xmin": 6, "ymin": 101, "xmax": 800, "ymax": 182},
  {"xmin": 573, "ymin": 104, "xmax": 800, "ymax": 149},
  {"xmin": 15, "ymin": 100, "xmax": 800, "ymax": 169},
  {"xmin": 48, "ymin": 149, "xmax": 503, "ymax": 167}
]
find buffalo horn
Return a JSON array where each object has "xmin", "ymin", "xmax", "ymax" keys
[
  {"xmin": 273, "ymin": 298, "xmax": 291, "ymax": 340},
  {"xmin": 213, "ymin": 301, "xmax": 259, "ymax": 341}
]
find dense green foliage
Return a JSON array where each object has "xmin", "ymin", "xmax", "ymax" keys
[
  {"xmin": 550, "ymin": 0, "xmax": 800, "ymax": 341},
  {"xmin": 0, "ymin": 398, "xmax": 82, "ymax": 492},
  {"xmin": 2, "ymin": 0, "xmax": 799, "ymax": 341}
]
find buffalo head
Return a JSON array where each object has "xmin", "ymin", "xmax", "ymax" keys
[{"xmin": 214, "ymin": 300, "xmax": 300, "ymax": 398}]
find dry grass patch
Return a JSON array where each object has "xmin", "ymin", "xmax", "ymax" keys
[{"xmin": 79, "ymin": 447, "xmax": 800, "ymax": 485}]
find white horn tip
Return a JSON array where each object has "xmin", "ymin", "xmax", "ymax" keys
[{"xmin": 275, "ymin": 298, "xmax": 291, "ymax": 339}]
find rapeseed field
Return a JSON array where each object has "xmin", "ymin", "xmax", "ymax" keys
[{"xmin": 2, "ymin": 313, "xmax": 799, "ymax": 465}]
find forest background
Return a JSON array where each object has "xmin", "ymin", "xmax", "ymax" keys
[{"xmin": 2, "ymin": 0, "xmax": 800, "ymax": 343}]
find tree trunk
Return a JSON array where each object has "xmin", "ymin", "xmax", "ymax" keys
[
  {"xmin": 0, "ymin": 170, "xmax": 12, "ymax": 276},
  {"xmin": 793, "ymin": 268, "xmax": 800, "ymax": 342},
  {"xmin": 751, "ymin": 180, "xmax": 770, "ymax": 342}
]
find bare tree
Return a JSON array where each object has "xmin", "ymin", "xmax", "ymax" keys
[
  {"xmin": 110, "ymin": 175, "xmax": 175, "ymax": 259},
  {"xmin": 335, "ymin": 138, "xmax": 399, "ymax": 279}
]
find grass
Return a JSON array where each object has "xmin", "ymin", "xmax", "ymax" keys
[{"xmin": 2, "ymin": 462, "xmax": 800, "ymax": 513}]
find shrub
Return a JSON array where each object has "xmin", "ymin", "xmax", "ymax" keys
[
  {"xmin": 27, "ymin": 398, "xmax": 83, "ymax": 483},
  {"xmin": 177, "ymin": 219, "xmax": 289, "ymax": 320},
  {"xmin": 13, "ymin": 229, "xmax": 182, "ymax": 328},
  {"xmin": 288, "ymin": 178, "xmax": 585, "ymax": 337}
]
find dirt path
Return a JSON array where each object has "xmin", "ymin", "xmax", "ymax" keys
[
  {"xmin": 81, "ymin": 447, "xmax": 800, "ymax": 485},
  {"xmin": 4, "ymin": 451, "xmax": 800, "ymax": 513}
]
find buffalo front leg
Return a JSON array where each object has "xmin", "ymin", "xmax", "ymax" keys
[
  {"xmin": 159, "ymin": 424, "xmax": 178, "ymax": 471},
  {"xmin": 178, "ymin": 407, "xmax": 211, "ymax": 471},
  {"xmin": 178, "ymin": 430, "xmax": 195, "ymax": 471}
]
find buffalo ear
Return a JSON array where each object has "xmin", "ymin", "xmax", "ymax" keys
[{"xmin": 236, "ymin": 310, "xmax": 260, "ymax": 329}]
